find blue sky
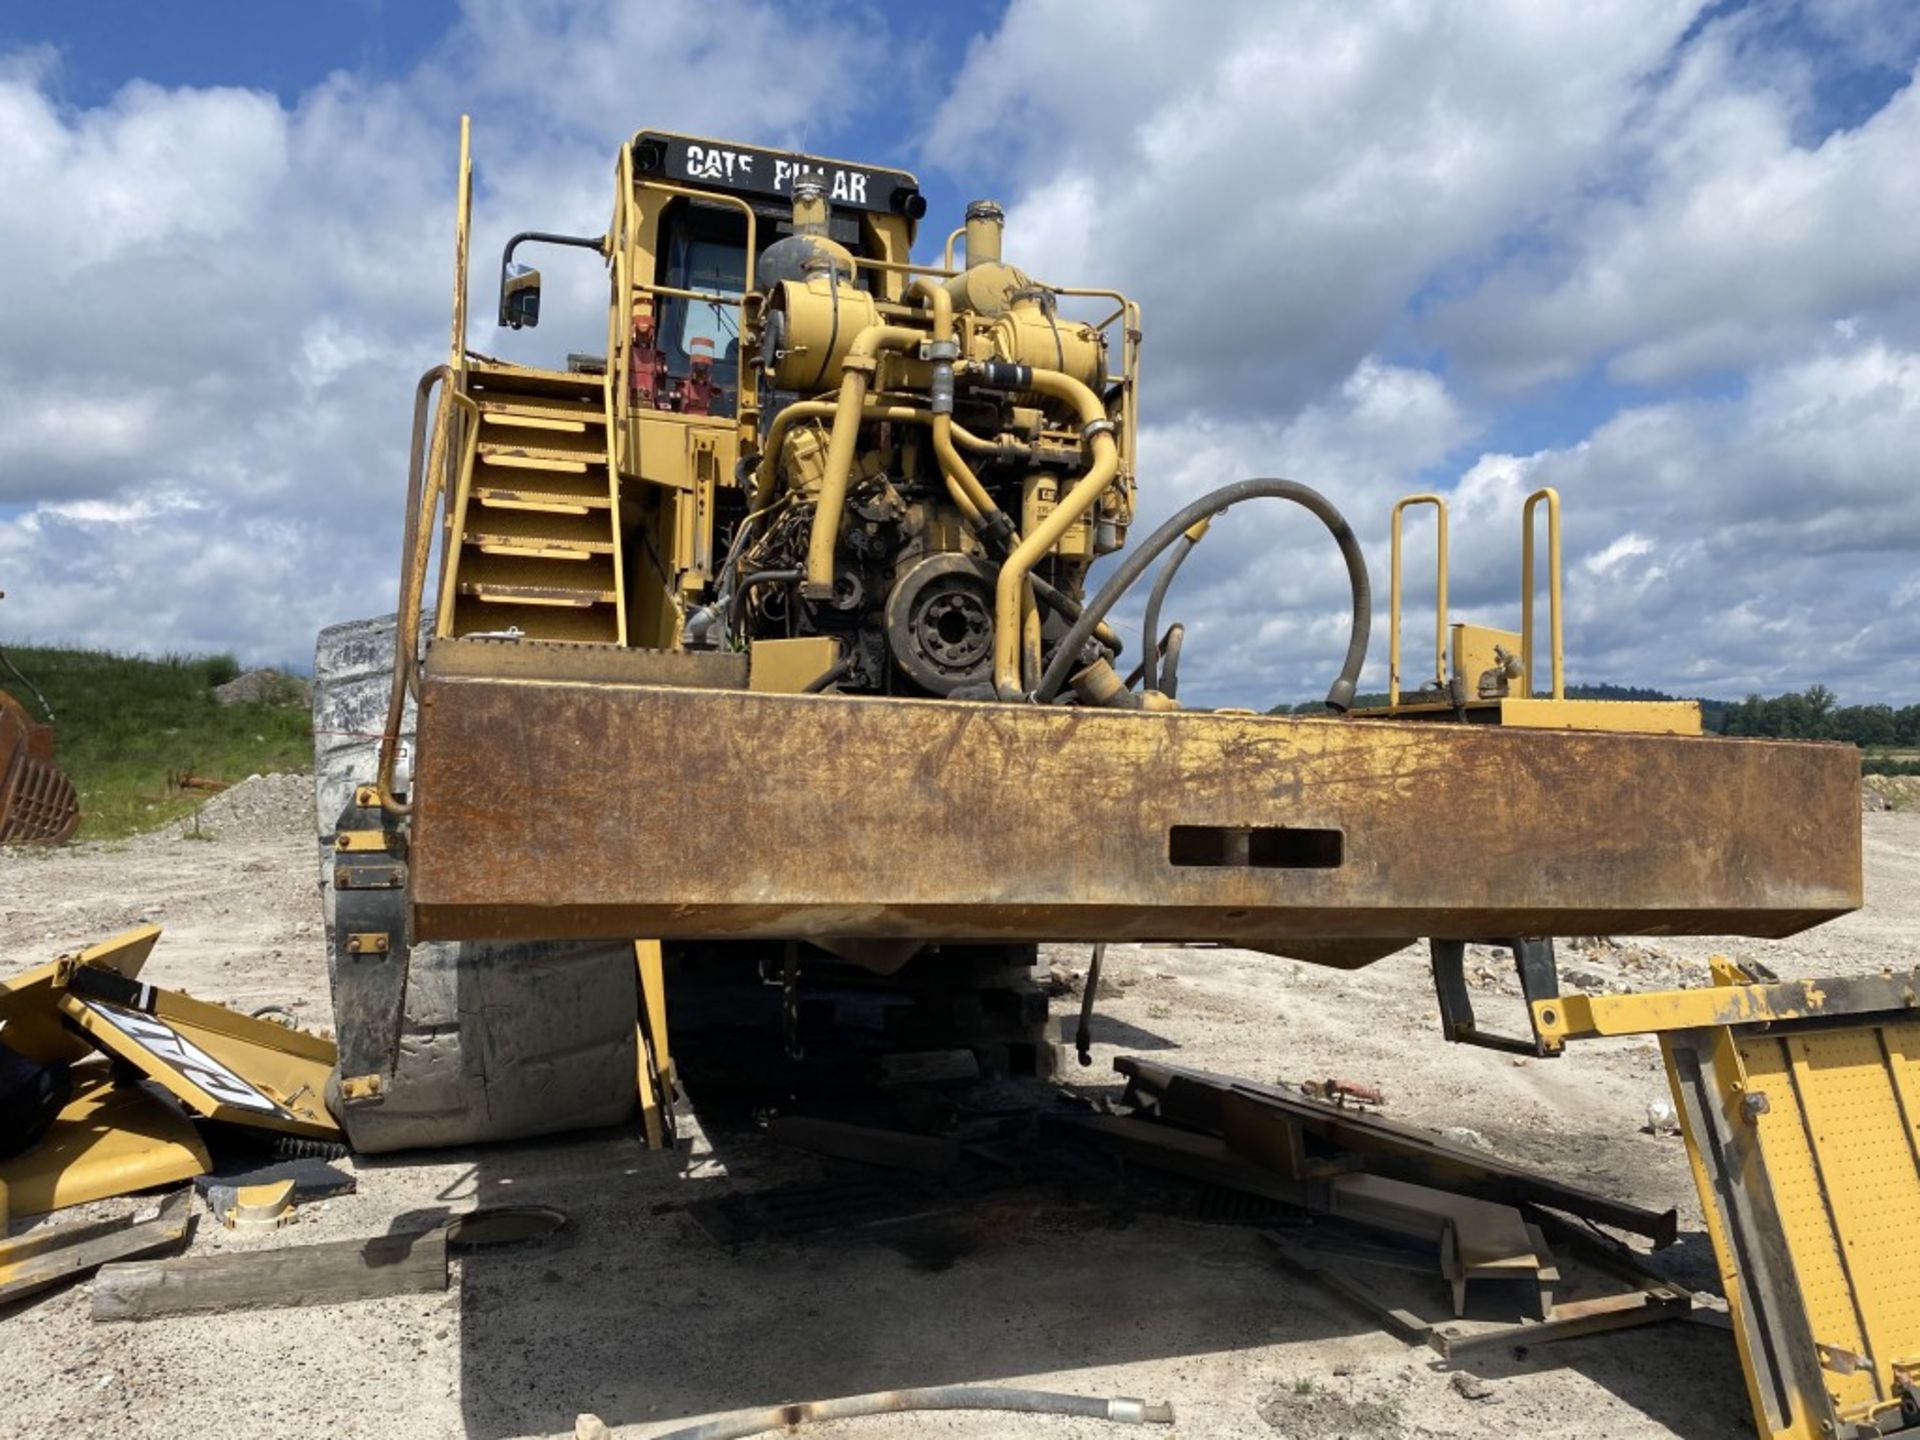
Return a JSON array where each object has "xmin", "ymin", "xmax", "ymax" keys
[{"xmin": 1, "ymin": 1, "xmax": 1916, "ymax": 706}]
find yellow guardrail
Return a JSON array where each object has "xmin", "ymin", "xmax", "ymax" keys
[
  {"xmin": 1521, "ymin": 486, "xmax": 1563, "ymax": 700},
  {"xmin": 1388, "ymin": 493, "xmax": 1449, "ymax": 706}
]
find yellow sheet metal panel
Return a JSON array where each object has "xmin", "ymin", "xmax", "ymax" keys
[
  {"xmin": 1497, "ymin": 697, "xmax": 1702, "ymax": 735},
  {"xmin": 748, "ymin": 637, "xmax": 842, "ymax": 694},
  {"xmin": 0, "ymin": 1069, "xmax": 209, "ymax": 1219},
  {"xmin": 53, "ymin": 977, "xmax": 340, "ymax": 1140},
  {"xmin": 1532, "ymin": 969, "xmax": 1920, "ymax": 1049},
  {"xmin": 1451, "ymin": 623, "xmax": 1521, "ymax": 699},
  {"xmin": 0, "ymin": 926, "xmax": 160, "ymax": 1064},
  {"xmin": 1778, "ymin": 1024, "xmax": 1920, "ymax": 1407},
  {"xmin": 1737, "ymin": 1036, "xmax": 1881, "ymax": 1420}
]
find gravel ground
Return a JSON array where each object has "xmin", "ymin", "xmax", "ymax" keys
[{"xmin": 2, "ymin": 785, "xmax": 1915, "ymax": 1440}]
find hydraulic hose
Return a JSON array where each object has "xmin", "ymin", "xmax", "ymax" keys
[
  {"xmin": 1159, "ymin": 623, "xmax": 1185, "ymax": 698},
  {"xmin": 1033, "ymin": 478, "xmax": 1371, "ymax": 712},
  {"xmin": 647, "ymin": 1384, "xmax": 1175, "ymax": 1440},
  {"xmin": 1139, "ymin": 533, "xmax": 1197, "ymax": 695},
  {"xmin": 729, "ymin": 569, "xmax": 806, "ymax": 634}
]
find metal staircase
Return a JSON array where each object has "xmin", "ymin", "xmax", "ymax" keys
[{"xmin": 442, "ymin": 361, "xmax": 624, "ymax": 644}]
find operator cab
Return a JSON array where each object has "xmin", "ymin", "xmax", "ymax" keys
[
  {"xmin": 494, "ymin": 132, "xmax": 925, "ymax": 422},
  {"xmin": 649, "ymin": 195, "xmax": 869, "ymax": 419}
]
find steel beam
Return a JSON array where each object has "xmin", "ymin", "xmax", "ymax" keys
[{"xmin": 408, "ymin": 678, "xmax": 1861, "ymax": 947}]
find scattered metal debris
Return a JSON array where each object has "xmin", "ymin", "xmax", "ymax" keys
[
  {"xmin": 0, "ymin": 927, "xmax": 341, "ymax": 1221},
  {"xmin": 191, "ymin": 1157, "xmax": 355, "ymax": 1206},
  {"xmin": 1114, "ymin": 1057, "xmax": 1676, "ymax": 1245},
  {"xmin": 639, "ymin": 1383, "xmax": 1175, "ymax": 1439},
  {"xmin": 208, "ymin": 1179, "xmax": 297, "ymax": 1232},
  {"xmin": 1300, "ymin": 1077, "xmax": 1386, "ymax": 1108}
]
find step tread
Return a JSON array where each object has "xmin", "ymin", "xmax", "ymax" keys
[
  {"xmin": 473, "ymin": 489, "xmax": 613, "ymax": 514},
  {"xmin": 475, "ymin": 442, "xmax": 599, "ymax": 470},
  {"xmin": 449, "ymin": 599, "xmax": 620, "ymax": 644},
  {"xmin": 456, "ymin": 552, "xmax": 616, "ymax": 590},
  {"xmin": 477, "ymin": 396, "xmax": 604, "ymax": 427},
  {"xmin": 462, "ymin": 507, "xmax": 617, "ymax": 551},
  {"xmin": 468, "ymin": 360, "xmax": 603, "ymax": 396},
  {"xmin": 460, "ymin": 582, "xmax": 616, "ymax": 606}
]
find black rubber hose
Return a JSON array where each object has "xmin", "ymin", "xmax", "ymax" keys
[
  {"xmin": 1121, "ymin": 626, "xmax": 1176, "ymax": 691},
  {"xmin": 1030, "ymin": 572, "xmax": 1120, "ymax": 656},
  {"xmin": 801, "ymin": 658, "xmax": 853, "ymax": 694},
  {"xmin": 1159, "ymin": 623, "xmax": 1186, "ymax": 699},
  {"xmin": 1033, "ymin": 478, "xmax": 1370, "ymax": 711},
  {"xmin": 1139, "ymin": 534, "xmax": 1196, "ymax": 694},
  {"xmin": 1075, "ymin": 942, "xmax": 1107, "ymax": 1066},
  {"xmin": 730, "ymin": 568, "xmax": 806, "ymax": 633}
]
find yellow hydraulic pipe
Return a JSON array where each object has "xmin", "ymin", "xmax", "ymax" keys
[
  {"xmin": 1021, "ymin": 587, "xmax": 1043, "ymax": 692},
  {"xmin": 943, "ymin": 474, "xmax": 984, "ymax": 527},
  {"xmin": 906, "ymin": 277, "xmax": 1007, "ymax": 532},
  {"xmin": 754, "ymin": 399, "xmax": 982, "ymax": 514},
  {"xmin": 804, "ymin": 323, "xmax": 923, "ymax": 595},
  {"xmin": 1387, "ymin": 494, "xmax": 1449, "ymax": 706},
  {"xmin": 992, "ymin": 368, "xmax": 1119, "ymax": 694},
  {"xmin": 1522, "ymin": 487, "xmax": 1564, "ymax": 700},
  {"xmin": 750, "ymin": 398, "xmax": 1123, "ymax": 657},
  {"xmin": 947, "ymin": 420, "xmax": 999, "ymax": 454}
]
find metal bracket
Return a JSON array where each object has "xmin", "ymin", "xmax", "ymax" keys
[
  {"xmin": 1430, "ymin": 938, "xmax": 1561, "ymax": 1057},
  {"xmin": 328, "ymin": 791, "xmax": 410, "ymax": 1102}
]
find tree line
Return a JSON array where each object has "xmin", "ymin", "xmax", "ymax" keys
[{"xmin": 1711, "ymin": 685, "xmax": 1919, "ymax": 747}]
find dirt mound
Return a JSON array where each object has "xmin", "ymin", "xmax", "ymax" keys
[
  {"xmin": 183, "ymin": 772, "xmax": 312, "ymax": 840},
  {"xmin": 1864, "ymin": 774, "xmax": 1920, "ymax": 811},
  {"xmin": 212, "ymin": 667, "xmax": 311, "ymax": 707}
]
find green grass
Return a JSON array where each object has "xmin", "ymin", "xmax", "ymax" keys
[
  {"xmin": 1864, "ymin": 749, "xmax": 1920, "ymax": 777},
  {"xmin": 2, "ymin": 646, "xmax": 311, "ymax": 840}
]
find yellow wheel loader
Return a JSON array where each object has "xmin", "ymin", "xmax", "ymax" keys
[{"xmin": 311, "ymin": 122, "xmax": 1909, "ymax": 1440}]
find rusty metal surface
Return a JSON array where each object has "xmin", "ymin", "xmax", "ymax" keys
[
  {"xmin": 408, "ymin": 678, "xmax": 1861, "ymax": 946},
  {"xmin": 0, "ymin": 690, "xmax": 79, "ymax": 846}
]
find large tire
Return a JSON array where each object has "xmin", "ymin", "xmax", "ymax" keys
[{"xmin": 312, "ymin": 617, "xmax": 637, "ymax": 1153}]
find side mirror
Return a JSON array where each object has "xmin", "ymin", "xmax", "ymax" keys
[{"xmin": 499, "ymin": 264, "xmax": 542, "ymax": 329}]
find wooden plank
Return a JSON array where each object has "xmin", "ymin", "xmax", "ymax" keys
[
  {"xmin": 93, "ymin": 1227, "xmax": 446, "ymax": 1321},
  {"xmin": 0, "ymin": 1190, "xmax": 193, "ymax": 1305}
]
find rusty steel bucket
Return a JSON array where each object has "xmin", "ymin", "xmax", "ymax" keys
[{"xmin": 0, "ymin": 690, "xmax": 79, "ymax": 845}]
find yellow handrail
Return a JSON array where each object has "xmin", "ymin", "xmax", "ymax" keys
[
  {"xmin": 1521, "ymin": 487, "xmax": 1564, "ymax": 700},
  {"xmin": 378, "ymin": 370, "xmax": 478, "ymax": 814},
  {"xmin": 428, "ymin": 390, "xmax": 483, "ymax": 637},
  {"xmin": 1388, "ymin": 494, "xmax": 1449, "ymax": 706},
  {"xmin": 449, "ymin": 115, "xmax": 472, "ymax": 382}
]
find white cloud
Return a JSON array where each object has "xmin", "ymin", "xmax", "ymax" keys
[
  {"xmin": 1, "ymin": 0, "xmax": 1915, "ymax": 714},
  {"xmin": 927, "ymin": 0, "xmax": 1704, "ymax": 412},
  {"xmin": 1434, "ymin": 14, "xmax": 1920, "ymax": 388},
  {"xmin": 0, "ymin": 1, "xmax": 898, "ymax": 665}
]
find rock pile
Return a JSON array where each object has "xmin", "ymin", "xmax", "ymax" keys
[
  {"xmin": 212, "ymin": 668, "xmax": 311, "ymax": 707},
  {"xmin": 184, "ymin": 772, "xmax": 312, "ymax": 840}
]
